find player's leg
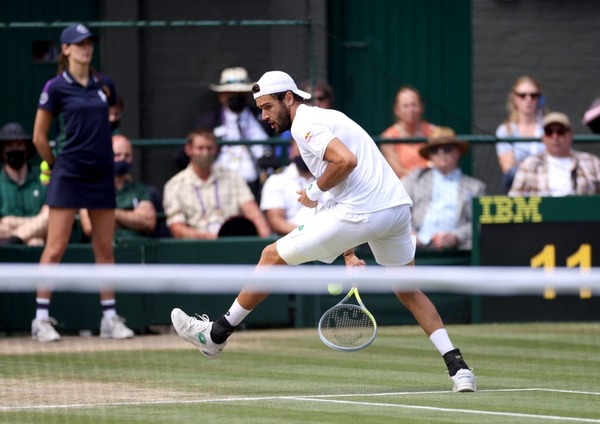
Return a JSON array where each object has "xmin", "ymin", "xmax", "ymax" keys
[
  {"xmin": 88, "ymin": 209, "xmax": 133, "ymax": 339},
  {"xmin": 33, "ymin": 207, "xmax": 76, "ymax": 342},
  {"xmin": 368, "ymin": 205, "xmax": 476, "ymax": 392},
  {"xmin": 171, "ymin": 205, "xmax": 358, "ymax": 357}
]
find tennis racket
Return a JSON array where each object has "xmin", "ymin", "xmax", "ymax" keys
[{"xmin": 318, "ymin": 285, "xmax": 377, "ymax": 352}]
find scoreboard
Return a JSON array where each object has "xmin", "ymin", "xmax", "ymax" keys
[{"xmin": 471, "ymin": 196, "xmax": 600, "ymax": 322}]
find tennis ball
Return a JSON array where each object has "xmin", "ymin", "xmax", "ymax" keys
[
  {"xmin": 40, "ymin": 161, "xmax": 51, "ymax": 185},
  {"xmin": 327, "ymin": 283, "xmax": 343, "ymax": 296}
]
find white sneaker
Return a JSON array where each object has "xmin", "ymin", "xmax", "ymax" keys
[
  {"xmin": 171, "ymin": 308, "xmax": 226, "ymax": 358},
  {"xmin": 100, "ymin": 315, "xmax": 134, "ymax": 339},
  {"xmin": 31, "ymin": 318, "xmax": 61, "ymax": 342},
  {"xmin": 451, "ymin": 369, "xmax": 477, "ymax": 392}
]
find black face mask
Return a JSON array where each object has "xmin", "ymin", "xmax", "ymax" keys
[
  {"xmin": 227, "ymin": 94, "xmax": 247, "ymax": 113},
  {"xmin": 292, "ymin": 155, "xmax": 310, "ymax": 173},
  {"xmin": 5, "ymin": 150, "xmax": 26, "ymax": 170},
  {"xmin": 114, "ymin": 160, "xmax": 131, "ymax": 176}
]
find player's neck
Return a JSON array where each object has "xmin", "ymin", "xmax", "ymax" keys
[{"xmin": 68, "ymin": 63, "xmax": 90, "ymax": 86}]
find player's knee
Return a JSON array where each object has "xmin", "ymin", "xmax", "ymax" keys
[{"xmin": 259, "ymin": 243, "xmax": 285, "ymax": 265}]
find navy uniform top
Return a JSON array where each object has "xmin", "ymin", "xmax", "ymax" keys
[{"xmin": 37, "ymin": 71, "xmax": 117, "ymax": 208}]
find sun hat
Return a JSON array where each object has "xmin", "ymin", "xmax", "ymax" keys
[
  {"xmin": 209, "ymin": 67, "xmax": 255, "ymax": 93},
  {"xmin": 418, "ymin": 126, "xmax": 469, "ymax": 159},
  {"xmin": 252, "ymin": 71, "xmax": 311, "ymax": 100},
  {"xmin": 60, "ymin": 24, "xmax": 98, "ymax": 45}
]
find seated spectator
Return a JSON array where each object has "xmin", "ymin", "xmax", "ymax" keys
[
  {"xmin": 380, "ymin": 86, "xmax": 435, "ymax": 179},
  {"xmin": 495, "ymin": 75, "xmax": 546, "ymax": 193},
  {"xmin": 509, "ymin": 112, "xmax": 600, "ymax": 197},
  {"xmin": 300, "ymin": 79, "xmax": 335, "ymax": 109},
  {"xmin": 260, "ymin": 139, "xmax": 319, "ymax": 235},
  {"xmin": 164, "ymin": 129, "xmax": 271, "ymax": 239},
  {"xmin": 80, "ymin": 134, "xmax": 157, "ymax": 241},
  {"xmin": 402, "ymin": 127, "xmax": 486, "ymax": 251},
  {"xmin": 0, "ymin": 122, "xmax": 49, "ymax": 246},
  {"xmin": 184, "ymin": 67, "xmax": 275, "ymax": 199}
]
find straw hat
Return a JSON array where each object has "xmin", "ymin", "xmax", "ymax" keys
[{"xmin": 418, "ymin": 127, "xmax": 469, "ymax": 159}]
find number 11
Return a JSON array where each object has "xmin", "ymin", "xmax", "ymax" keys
[{"xmin": 530, "ymin": 244, "xmax": 592, "ymax": 299}]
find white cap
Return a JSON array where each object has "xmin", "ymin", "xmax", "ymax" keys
[{"xmin": 252, "ymin": 71, "xmax": 311, "ymax": 100}]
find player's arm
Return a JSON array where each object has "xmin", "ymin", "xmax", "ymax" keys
[
  {"xmin": 297, "ymin": 138, "xmax": 356, "ymax": 207},
  {"xmin": 32, "ymin": 109, "xmax": 55, "ymax": 166},
  {"xmin": 316, "ymin": 138, "xmax": 357, "ymax": 191}
]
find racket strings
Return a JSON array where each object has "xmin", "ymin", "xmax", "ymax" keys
[{"xmin": 319, "ymin": 304, "xmax": 375, "ymax": 349}]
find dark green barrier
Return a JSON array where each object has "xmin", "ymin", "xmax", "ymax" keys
[{"xmin": 0, "ymin": 239, "xmax": 470, "ymax": 334}]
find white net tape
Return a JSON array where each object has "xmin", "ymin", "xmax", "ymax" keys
[{"xmin": 0, "ymin": 264, "xmax": 598, "ymax": 295}]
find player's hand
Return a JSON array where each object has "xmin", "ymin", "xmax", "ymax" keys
[
  {"xmin": 296, "ymin": 189, "xmax": 318, "ymax": 208},
  {"xmin": 343, "ymin": 252, "xmax": 366, "ymax": 270}
]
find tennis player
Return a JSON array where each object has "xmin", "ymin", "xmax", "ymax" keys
[{"xmin": 172, "ymin": 71, "xmax": 476, "ymax": 392}]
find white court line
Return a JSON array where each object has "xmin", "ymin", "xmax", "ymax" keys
[
  {"xmin": 287, "ymin": 397, "xmax": 600, "ymax": 423},
  {"xmin": 2, "ymin": 388, "xmax": 600, "ymax": 422}
]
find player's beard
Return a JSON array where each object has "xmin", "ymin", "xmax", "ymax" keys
[{"xmin": 274, "ymin": 107, "xmax": 292, "ymax": 134}]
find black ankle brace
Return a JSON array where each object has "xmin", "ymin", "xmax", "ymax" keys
[
  {"xmin": 210, "ymin": 316, "xmax": 237, "ymax": 344},
  {"xmin": 443, "ymin": 348, "xmax": 470, "ymax": 377}
]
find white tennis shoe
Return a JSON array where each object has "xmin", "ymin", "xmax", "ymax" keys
[
  {"xmin": 451, "ymin": 368, "xmax": 477, "ymax": 392},
  {"xmin": 100, "ymin": 315, "xmax": 134, "ymax": 339},
  {"xmin": 171, "ymin": 308, "xmax": 226, "ymax": 358},
  {"xmin": 31, "ymin": 318, "xmax": 61, "ymax": 342}
]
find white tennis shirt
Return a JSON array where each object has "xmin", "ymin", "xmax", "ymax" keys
[{"xmin": 291, "ymin": 104, "xmax": 412, "ymax": 214}]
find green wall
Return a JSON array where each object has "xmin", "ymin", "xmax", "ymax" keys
[
  {"xmin": 328, "ymin": 0, "xmax": 472, "ymax": 135},
  {"xmin": 0, "ymin": 1, "xmax": 101, "ymax": 131}
]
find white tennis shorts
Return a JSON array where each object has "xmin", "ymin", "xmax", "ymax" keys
[{"xmin": 276, "ymin": 203, "xmax": 415, "ymax": 267}]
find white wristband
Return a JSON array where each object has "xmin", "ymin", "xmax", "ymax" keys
[{"xmin": 305, "ymin": 181, "xmax": 324, "ymax": 201}]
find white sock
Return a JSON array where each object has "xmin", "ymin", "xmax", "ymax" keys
[
  {"xmin": 429, "ymin": 328, "xmax": 455, "ymax": 356},
  {"xmin": 35, "ymin": 298, "xmax": 50, "ymax": 320},
  {"xmin": 225, "ymin": 299, "xmax": 252, "ymax": 326},
  {"xmin": 101, "ymin": 299, "xmax": 117, "ymax": 320}
]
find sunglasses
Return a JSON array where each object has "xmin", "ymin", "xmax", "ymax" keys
[
  {"xmin": 544, "ymin": 127, "xmax": 569, "ymax": 136},
  {"xmin": 429, "ymin": 144, "xmax": 455, "ymax": 155},
  {"xmin": 514, "ymin": 92, "xmax": 541, "ymax": 100}
]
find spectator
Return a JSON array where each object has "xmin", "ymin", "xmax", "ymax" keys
[
  {"xmin": 80, "ymin": 134, "xmax": 157, "ymax": 241},
  {"xmin": 509, "ymin": 112, "xmax": 600, "ymax": 197},
  {"xmin": 187, "ymin": 67, "xmax": 275, "ymax": 199},
  {"xmin": 31, "ymin": 24, "xmax": 134, "ymax": 342},
  {"xmin": 300, "ymin": 79, "xmax": 335, "ymax": 109},
  {"xmin": 495, "ymin": 75, "xmax": 546, "ymax": 193},
  {"xmin": 380, "ymin": 86, "xmax": 435, "ymax": 179},
  {"xmin": 260, "ymin": 139, "xmax": 321, "ymax": 235},
  {"xmin": 0, "ymin": 122, "xmax": 49, "ymax": 246},
  {"xmin": 403, "ymin": 127, "xmax": 485, "ymax": 251},
  {"xmin": 163, "ymin": 129, "xmax": 271, "ymax": 239}
]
